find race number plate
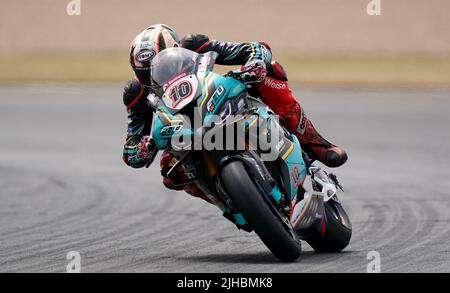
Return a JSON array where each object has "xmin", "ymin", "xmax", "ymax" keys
[{"xmin": 162, "ymin": 75, "xmax": 199, "ymax": 110}]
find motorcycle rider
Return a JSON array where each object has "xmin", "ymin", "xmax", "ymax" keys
[{"xmin": 123, "ymin": 24, "xmax": 347, "ymax": 204}]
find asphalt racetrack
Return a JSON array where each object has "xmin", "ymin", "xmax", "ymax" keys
[{"xmin": 0, "ymin": 84, "xmax": 449, "ymax": 272}]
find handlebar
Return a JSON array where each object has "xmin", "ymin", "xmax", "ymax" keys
[{"xmin": 225, "ymin": 68, "xmax": 258, "ymax": 84}]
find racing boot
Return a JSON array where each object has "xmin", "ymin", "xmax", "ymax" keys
[{"xmin": 283, "ymin": 102, "xmax": 348, "ymax": 168}]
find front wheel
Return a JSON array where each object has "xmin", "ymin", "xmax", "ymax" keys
[{"xmin": 221, "ymin": 161, "xmax": 302, "ymax": 262}]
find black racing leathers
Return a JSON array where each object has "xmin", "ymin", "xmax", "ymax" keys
[{"xmin": 122, "ymin": 78, "xmax": 153, "ymax": 168}]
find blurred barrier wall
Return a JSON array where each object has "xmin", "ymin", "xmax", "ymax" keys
[{"xmin": 1, "ymin": 0, "xmax": 449, "ymax": 53}]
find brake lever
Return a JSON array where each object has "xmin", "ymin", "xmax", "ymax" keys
[{"xmin": 225, "ymin": 68, "xmax": 253, "ymax": 81}]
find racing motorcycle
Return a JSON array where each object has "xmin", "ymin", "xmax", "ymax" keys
[{"xmin": 147, "ymin": 47, "xmax": 352, "ymax": 262}]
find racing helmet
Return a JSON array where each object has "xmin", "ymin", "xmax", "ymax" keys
[{"xmin": 129, "ymin": 24, "xmax": 180, "ymax": 85}]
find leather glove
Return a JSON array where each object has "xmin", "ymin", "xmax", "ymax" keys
[
  {"xmin": 240, "ymin": 59, "xmax": 267, "ymax": 83},
  {"xmin": 137, "ymin": 136, "xmax": 158, "ymax": 167}
]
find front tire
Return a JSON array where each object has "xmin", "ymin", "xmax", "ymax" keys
[{"xmin": 221, "ymin": 161, "xmax": 301, "ymax": 262}]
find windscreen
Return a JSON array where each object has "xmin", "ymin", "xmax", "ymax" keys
[{"xmin": 150, "ymin": 47, "xmax": 199, "ymax": 94}]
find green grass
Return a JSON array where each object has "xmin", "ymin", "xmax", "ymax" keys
[
  {"xmin": 1, "ymin": 51, "xmax": 450, "ymax": 88},
  {"xmin": 0, "ymin": 52, "xmax": 130, "ymax": 82}
]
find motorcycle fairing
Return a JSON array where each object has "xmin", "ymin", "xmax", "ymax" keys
[
  {"xmin": 278, "ymin": 135, "xmax": 307, "ymax": 200},
  {"xmin": 152, "ymin": 105, "xmax": 194, "ymax": 150},
  {"xmin": 161, "ymin": 74, "xmax": 201, "ymax": 111},
  {"xmin": 198, "ymin": 72, "xmax": 246, "ymax": 126}
]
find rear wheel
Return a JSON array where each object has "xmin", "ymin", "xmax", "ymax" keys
[
  {"xmin": 221, "ymin": 161, "xmax": 301, "ymax": 262},
  {"xmin": 306, "ymin": 200, "xmax": 352, "ymax": 252}
]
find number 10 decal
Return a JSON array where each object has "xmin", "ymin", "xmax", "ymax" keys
[
  {"xmin": 163, "ymin": 75, "xmax": 199, "ymax": 110},
  {"xmin": 169, "ymin": 80, "xmax": 193, "ymax": 106}
]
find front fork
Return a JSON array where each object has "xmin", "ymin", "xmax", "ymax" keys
[
  {"xmin": 197, "ymin": 151, "xmax": 250, "ymax": 230},
  {"xmin": 198, "ymin": 150, "xmax": 309, "ymax": 234},
  {"xmin": 215, "ymin": 151, "xmax": 293, "ymax": 231}
]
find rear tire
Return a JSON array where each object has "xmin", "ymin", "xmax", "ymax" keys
[
  {"xmin": 307, "ymin": 201, "xmax": 352, "ymax": 252},
  {"xmin": 221, "ymin": 161, "xmax": 301, "ymax": 262}
]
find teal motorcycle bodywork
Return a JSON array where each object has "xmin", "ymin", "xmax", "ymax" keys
[{"xmin": 150, "ymin": 49, "xmax": 306, "ymax": 226}]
